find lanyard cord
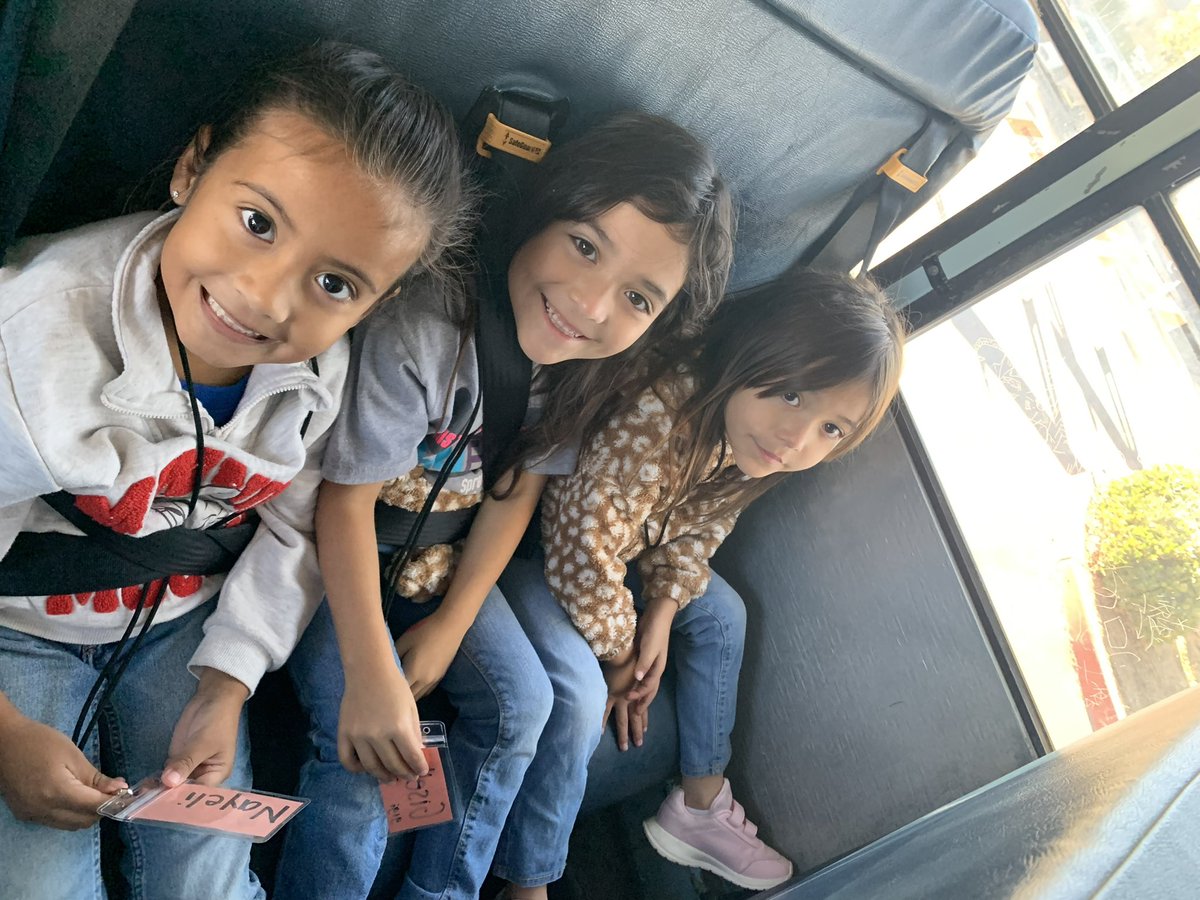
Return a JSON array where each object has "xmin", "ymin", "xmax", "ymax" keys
[
  {"xmin": 72, "ymin": 334, "xmax": 205, "ymax": 750},
  {"xmin": 175, "ymin": 336, "xmax": 207, "ymax": 519},
  {"xmin": 382, "ymin": 393, "xmax": 482, "ymax": 622}
]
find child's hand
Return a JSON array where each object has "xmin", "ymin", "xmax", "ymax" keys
[
  {"xmin": 626, "ymin": 598, "xmax": 675, "ymax": 714},
  {"xmin": 161, "ymin": 667, "xmax": 249, "ymax": 788},
  {"xmin": 339, "ymin": 664, "xmax": 428, "ymax": 782},
  {"xmin": 600, "ymin": 648, "xmax": 640, "ymax": 740},
  {"xmin": 607, "ymin": 695, "xmax": 650, "ymax": 752},
  {"xmin": 394, "ymin": 611, "xmax": 465, "ymax": 701},
  {"xmin": 0, "ymin": 712, "xmax": 128, "ymax": 829}
]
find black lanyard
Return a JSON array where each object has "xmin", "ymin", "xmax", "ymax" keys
[{"xmin": 71, "ymin": 334, "xmax": 206, "ymax": 749}]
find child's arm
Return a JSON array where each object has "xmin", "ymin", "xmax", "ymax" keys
[
  {"xmin": 540, "ymin": 466, "xmax": 651, "ymax": 747},
  {"xmin": 0, "ymin": 690, "xmax": 128, "ymax": 829},
  {"xmin": 393, "ymin": 469, "xmax": 546, "ymax": 699},
  {"xmin": 635, "ymin": 498, "xmax": 741, "ymax": 613},
  {"xmin": 624, "ymin": 497, "xmax": 744, "ymax": 716},
  {"xmin": 541, "ymin": 470, "xmax": 642, "ymax": 663},
  {"xmin": 316, "ymin": 479, "xmax": 428, "ymax": 781}
]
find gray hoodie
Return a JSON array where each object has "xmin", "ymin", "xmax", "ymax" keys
[{"xmin": 0, "ymin": 212, "xmax": 348, "ymax": 693}]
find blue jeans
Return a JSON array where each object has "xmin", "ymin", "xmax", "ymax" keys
[
  {"xmin": 492, "ymin": 559, "xmax": 609, "ymax": 888},
  {"xmin": 495, "ymin": 555, "xmax": 746, "ymax": 883},
  {"xmin": 0, "ymin": 599, "xmax": 263, "ymax": 900},
  {"xmin": 278, "ymin": 585, "xmax": 588, "ymax": 900}
]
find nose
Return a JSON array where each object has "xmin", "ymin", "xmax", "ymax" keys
[
  {"xmin": 569, "ymin": 271, "xmax": 612, "ymax": 323},
  {"xmin": 777, "ymin": 416, "xmax": 808, "ymax": 453},
  {"xmin": 236, "ymin": 257, "xmax": 293, "ymax": 323}
]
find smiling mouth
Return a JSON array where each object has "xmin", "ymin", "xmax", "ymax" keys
[
  {"xmin": 203, "ymin": 288, "xmax": 270, "ymax": 342},
  {"xmin": 753, "ymin": 439, "xmax": 783, "ymax": 465},
  {"xmin": 543, "ymin": 296, "xmax": 587, "ymax": 340}
]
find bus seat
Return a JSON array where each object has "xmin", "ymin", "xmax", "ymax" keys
[
  {"xmin": 1, "ymin": 0, "xmax": 1036, "ymax": 286},
  {"xmin": 775, "ymin": 686, "xmax": 1200, "ymax": 899}
]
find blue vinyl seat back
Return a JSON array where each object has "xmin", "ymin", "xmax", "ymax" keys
[{"xmin": 1, "ymin": 0, "xmax": 1037, "ymax": 287}]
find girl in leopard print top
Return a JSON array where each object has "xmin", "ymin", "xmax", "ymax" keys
[{"xmin": 539, "ymin": 268, "xmax": 905, "ymax": 891}]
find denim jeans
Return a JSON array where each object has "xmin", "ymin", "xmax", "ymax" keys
[
  {"xmin": 492, "ymin": 558, "xmax": 610, "ymax": 888},
  {"xmin": 0, "ymin": 599, "xmax": 263, "ymax": 900},
  {"xmin": 495, "ymin": 555, "xmax": 746, "ymax": 884},
  {"xmin": 278, "ymin": 585, "xmax": 577, "ymax": 900}
]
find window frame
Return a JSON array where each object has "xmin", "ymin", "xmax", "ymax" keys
[{"xmin": 870, "ymin": 10, "xmax": 1200, "ymax": 753}]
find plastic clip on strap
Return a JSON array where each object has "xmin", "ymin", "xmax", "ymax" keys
[
  {"xmin": 475, "ymin": 112, "xmax": 551, "ymax": 163},
  {"xmin": 876, "ymin": 148, "xmax": 928, "ymax": 193},
  {"xmin": 807, "ymin": 135, "xmax": 932, "ymax": 274}
]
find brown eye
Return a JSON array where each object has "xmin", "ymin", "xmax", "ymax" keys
[
  {"xmin": 571, "ymin": 235, "xmax": 597, "ymax": 261},
  {"xmin": 625, "ymin": 291, "xmax": 651, "ymax": 314},
  {"xmin": 316, "ymin": 272, "xmax": 354, "ymax": 302},
  {"xmin": 240, "ymin": 209, "xmax": 275, "ymax": 241}
]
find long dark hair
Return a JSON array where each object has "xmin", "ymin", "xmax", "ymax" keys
[
  {"xmin": 188, "ymin": 41, "xmax": 476, "ymax": 306},
  {"xmin": 643, "ymin": 269, "xmax": 907, "ymax": 524},
  {"xmin": 498, "ymin": 111, "xmax": 736, "ymax": 479}
]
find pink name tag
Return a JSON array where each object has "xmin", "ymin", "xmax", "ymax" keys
[
  {"xmin": 99, "ymin": 780, "xmax": 307, "ymax": 842},
  {"xmin": 380, "ymin": 746, "xmax": 454, "ymax": 834}
]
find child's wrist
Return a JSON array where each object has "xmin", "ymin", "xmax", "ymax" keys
[
  {"xmin": 194, "ymin": 667, "xmax": 250, "ymax": 704},
  {"xmin": 344, "ymin": 648, "xmax": 403, "ymax": 684},
  {"xmin": 604, "ymin": 645, "xmax": 636, "ymax": 667},
  {"xmin": 427, "ymin": 604, "xmax": 473, "ymax": 639},
  {"xmin": 643, "ymin": 597, "xmax": 681, "ymax": 624}
]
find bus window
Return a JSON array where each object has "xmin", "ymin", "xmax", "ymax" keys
[
  {"xmin": 901, "ymin": 208, "xmax": 1200, "ymax": 748},
  {"xmin": 1059, "ymin": 0, "xmax": 1200, "ymax": 105},
  {"xmin": 1175, "ymin": 175, "xmax": 1200, "ymax": 242}
]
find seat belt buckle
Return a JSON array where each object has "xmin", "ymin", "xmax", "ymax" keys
[
  {"xmin": 877, "ymin": 148, "xmax": 928, "ymax": 192},
  {"xmin": 475, "ymin": 112, "xmax": 552, "ymax": 162}
]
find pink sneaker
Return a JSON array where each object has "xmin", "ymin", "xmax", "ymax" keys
[{"xmin": 642, "ymin": 779, "xmax": 794, "ymax": 890}]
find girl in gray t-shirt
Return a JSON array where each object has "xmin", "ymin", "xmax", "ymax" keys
[{"xmin": 278, "ymin": 112, "xmax": 734, "ymax": 900}]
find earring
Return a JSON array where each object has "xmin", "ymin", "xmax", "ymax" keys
[{"xmin": 171, "ymin": 189, "xmax": 180, "ymax": 201}]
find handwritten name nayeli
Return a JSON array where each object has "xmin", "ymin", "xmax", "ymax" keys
[{"xmin": 179, "ymin": 790, "xmax": 291, "ymax": 823}]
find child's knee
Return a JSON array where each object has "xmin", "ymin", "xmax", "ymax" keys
[
  {"xmin": 497, "ymin": 668, "xmax": 555, "ymax": 748},
  {"xmin": 553, "ymin": 666, "xmax": 608, "ymax": 748},
  {"xmin": 686, "ymin": 581, "xmax": 747, "ymax": 643}
]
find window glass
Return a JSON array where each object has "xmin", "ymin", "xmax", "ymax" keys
[
  {"xmin": 1059, "ymin": 0, "xmax": 1200, "ymax": 106},
  {"xmin": 901, "ymin": 209, "xmax": 1200, "ymax": 748},
  {"xmin": 876, "ymin": 27, "xmax": 1093, "ymax": 264},
  {"xmin": 1173, "ymin": 176, "xmax": 1200, "ymax": 245}
]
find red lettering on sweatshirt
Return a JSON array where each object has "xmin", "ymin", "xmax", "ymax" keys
[
  {"xmin": 72, "ymin": 450, "xmax": 289, "ymax": 534},
  {"xmin": 45, "ymin": 575, "xmax": 199, "ymax": 617},
  {"xmin": 45, "ymin": 450, "xmax": 288, "ymax": 615}
]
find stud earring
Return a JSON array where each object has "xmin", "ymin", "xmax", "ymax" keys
[{"xmin": 171, "ymin": 189, "xmax": 180, "ymax": 201}]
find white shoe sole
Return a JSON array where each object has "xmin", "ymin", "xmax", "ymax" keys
[{"xmin": 642, "ymin": 816, "xmax": 793, "ymax": 891}]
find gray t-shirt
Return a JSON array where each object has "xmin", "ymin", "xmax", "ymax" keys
[
  {"xmin": 522, "ymin": 365, "xmax": 579, "ymax": 477},
  {"xmin": 323, "ymin": 282, "xmax": 481, "ymax": 492}
]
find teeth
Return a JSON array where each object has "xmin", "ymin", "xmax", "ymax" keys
[
  {"xmin": 544, "ymin": 298, "xmax": 584, "ymax": 339},
  {"xmin": 205, "ymin": 290, "xmax": 266, "ymax": 340}
]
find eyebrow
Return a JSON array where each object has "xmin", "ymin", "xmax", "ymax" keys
[
  {"xmin": 588, "ymin": 220, "xmax": 669, "ymax": 305},
  {"xmin": 238, "ymin": 180, "xmax": 378, "ymax": 294}
]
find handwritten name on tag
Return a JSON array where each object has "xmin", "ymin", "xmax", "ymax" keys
[
  {"xmin": 380, "ymin": 746, "xmax": 454, "ymax": 834},
  {"xmin": 131, "ymin": 785, "xmax": 304, "ymax": 840}
]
